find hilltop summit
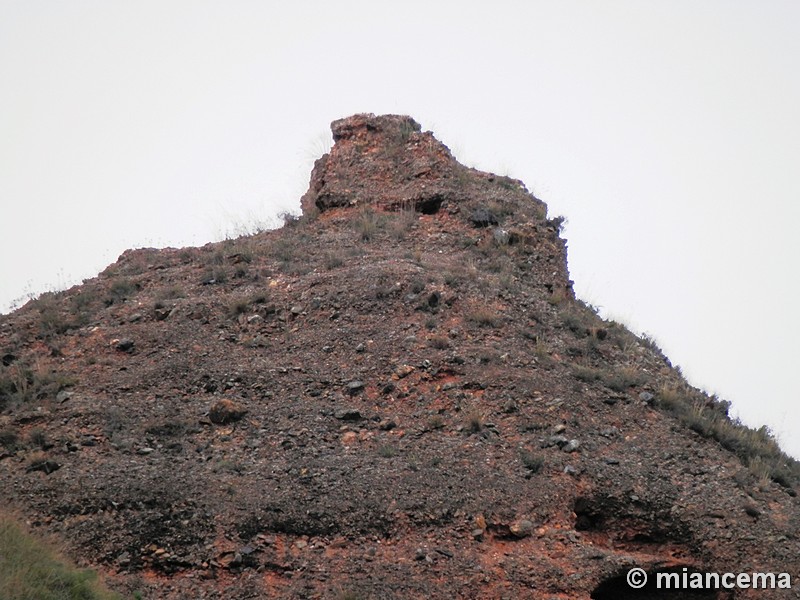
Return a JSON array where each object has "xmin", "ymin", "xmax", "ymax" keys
[
  {"xmin": 301, "ymin": 113, "xmax": 513, "ymax": 215},
  {"xmin": 0, "ymin": 115, "xmax": 798, "ymax": 599}
]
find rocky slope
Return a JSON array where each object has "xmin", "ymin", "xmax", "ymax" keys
[{"xmin": 1, "ymin": 114, "xmax": 798, "ymax": 599}]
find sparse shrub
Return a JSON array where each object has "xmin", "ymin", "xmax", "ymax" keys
[
  {"xmin": 377, "ymin": 445, "xmax": 398, "ymax": 458},
  {"xmin": 208, "ymin": 249, "xmax": 226, "ymax": 265},
  {"xmin": 0, "ymin": 361, "xmax": 75, "ymax": 410},
  {"xmin": 561, "ymin": 310, "xmax": 588, "ymax": 336},
  {"xmin": 353, "ymin": 207, "xmax": 386, "ymax": 241},
  {"xmin": 212, "ymin": 459, "xmax": 245, "ymax": 474},
  {"xmin": 654, "ymin": 384, "xmax": 800, "ymax": 489},
  {"xmin": 28, "ymin": 428, "xmax": 49, "ymax": 450},
  {"xmin": 388, "ymin": 207, "xmax": 416, "ymax": 239},
  {"xmin": 31, "ymin": 294, "xmax": 72, "ymax": 338},
  {"xmin": 199, "ymin": 267, "xmax": 227, "ymax": 285},
  {"xmin": 547, "ymin": 215, "xmax": 566, "ymax": 233},
  {"xmin": 494, "ymin": 178, "xmax": 520, "ymax": 194},
  {"xmin": 427, "ymin": 415, "xmax": 445, "ymax": 430},
  {"xmin": 478, "ymin": 351, "xmax": 494, "ymax": 364},
  {"xmin": 70, "ymin": 289, "xmax": 99, "ymax": 325},
  {"xmin": 603, "ymin": 366, "xmax": 646, "ymax": 392},
  {"xmin": 324, "ymin": 253, "xmax": 344, "ymax": 270},
  {"xmin": 467, "ymin": 308, "xmax": 502, "ymax": 328},
  {"xmin": 156, "ymin": 285, "xmax": 185, "ymax": 301},
  {"xmin": 464, "ymin": 409, "xmax": 484, "ymax": 433},
  {"xmin": 108, "ymin": 278, "xmax": 137, "ymax": 303},
  {"xmin": 279, "ymin": 211, "xmax": 301, "ymax": 228},
  {"xmin": 409, "ymin": 279, "xmax": 426, "ymax": 294},
  {"xmin": 0, "ymin": 428, "xmax": 19, "ymax": 451},
  {"xmin": 228, "ymin": 297, "xmax": 250, "ymax": 318},
  {"xmin": 429, "ymin": 335, "xmax": 450, "ymax": 350},
  {"xmin": 640, "ymin": 333, "xmax": 668, "ymax": 360},
  {"xmin": 38, "ymin": 307, "xmax": 68, "ymax": 338},
  {"xmin": 520, "ymin": 450, "xmax": 544, "ymax": 473},
  {"xmin": 443, "ymin": 271, "xmax": 462, "ymax": 287},
  {"xmin": 547, "ymin": 288, "xmax": 567, "ymax": 306},
  {"xmin": 572, "ymin": 365, "xmax": 601, "ymax": 383},
  {"xmin": 397, "ymin": 119, "xmax": 418, "ymax": 143},
  {"xmin": 533, "ymin": 339, "xmax": 552, "ymax": 360}
]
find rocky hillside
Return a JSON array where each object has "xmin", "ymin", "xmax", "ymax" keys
[{"xmin": 1, "ymin": 114, "xmax": 798, "ymax": 599}]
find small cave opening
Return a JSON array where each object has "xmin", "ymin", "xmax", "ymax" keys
[
  {"xmin": 574, "ymin": 495, "xmax": 606, "ymax": 531},
  {"xmin": 591, "ymin": 568, "xmax": 721, "ymax": 600},
  {"xmin": 413, "ymin": 195, "xmax": 444, "ymax": 215}
]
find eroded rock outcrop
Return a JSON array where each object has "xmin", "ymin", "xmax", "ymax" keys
[{"xmin": 302, "ymin": 113, "xmax": 541, "ymax": 216}]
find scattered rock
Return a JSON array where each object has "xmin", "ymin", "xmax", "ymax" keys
[
  {"xmin": 393, "ymin": 364, "xmax": 415, "ymax": 379},
  {"xmin": 112, "ymin": 338, "xmax": 135, "ymax": 353},
  {"xmin": 468, "ymin": 207, "xmax": 498, "ymax": 228},
  {"xmin": 209, "ymin": 399, "xmax": 248, "ymax": 424},
  {"xmin": 744, "ymin": 502, "xmax": 761, "ymax": 518},
  {"xmin": 56, "ymin": 390, "xmax": 73, "ymax": 403},
  {"xmin": 639, "ymin": 391, "xmax": 655, "ymax": 404},
  {"xmin": 493, "ymin": 228, "xmax": 510, "ymax": 245},
  {"xmin": 26, "ymin": 458, "xmax": 61, "ymax": 474},
  {"xmin": 334, "ymin": 409, "xmax": 362, "ymax": 421},
  {"xmin": 563, "ymin": 439, "xmax": 580, "ymax": 453},
  {"xmin": 544, "ymin": 435, "xmax": 569, "ymax": 449},
  {"xmin": 509, "ymin": 519, "xmax": 534, "ymax": 538},
  {"xmin": 346, "ymin": 380, "xmax": 365, "ymax": 395}
]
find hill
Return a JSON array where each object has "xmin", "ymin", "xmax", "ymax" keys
[{"xmin": 1, "ymin": 114, "xmax": 798, "ymax": 599}]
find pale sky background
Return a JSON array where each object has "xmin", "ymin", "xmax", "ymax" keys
[{"xmin": 1, "ymin": 1, "xmax": 799, "ymax": 457}]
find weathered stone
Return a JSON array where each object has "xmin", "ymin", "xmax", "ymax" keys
[
  {"xmin": 113, "ymin": 338, "xmax": 135, "ymax": 353},
  {"xmin": 393, "ymin": 364, "xmax": 415, "ymax": 379},
  {"xmin": 468, "ymin": 207, "xmax": 498, "ymax": 228},
  {"xmin": 346, "ymin": 380, "xmax": 365, "ymax": 394},
  {"xmin": 509, "ymin": 519, "xmax": 534, "ymax": 538},
  {"xmin": 545, "ymin": 435, "xmax": 569, "ymax": 448},
  {"xmin": 334, "ymin": 409, "xmax": 362, "ymax": 421},
  {"xmin": 209, "ymin": 399, "xmax": 248, "ymax": 424},
  {"xmin": 301, "ymin": 114, "xmax": 461, "ymax": 215},
  {"xmin": 26, "ymin": 458, "xmax": 60, "ymax": 474}
]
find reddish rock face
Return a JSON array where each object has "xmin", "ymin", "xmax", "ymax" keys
[
  {"xmin": 303, "ymin": 113, "xmax": 530, "ymax": 217},
  {"xmin": 301, "ymin": 113, "xmax": 456, "ymax": 214}
]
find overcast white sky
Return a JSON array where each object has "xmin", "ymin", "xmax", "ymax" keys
[{"xmin": 1, "ymin": 1, "xmax": 799, "ymax": 457}]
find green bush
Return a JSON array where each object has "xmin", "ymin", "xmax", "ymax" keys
[{"xmin": 0, "ymin": 514, "xmax": 122, "ymax": 600}]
